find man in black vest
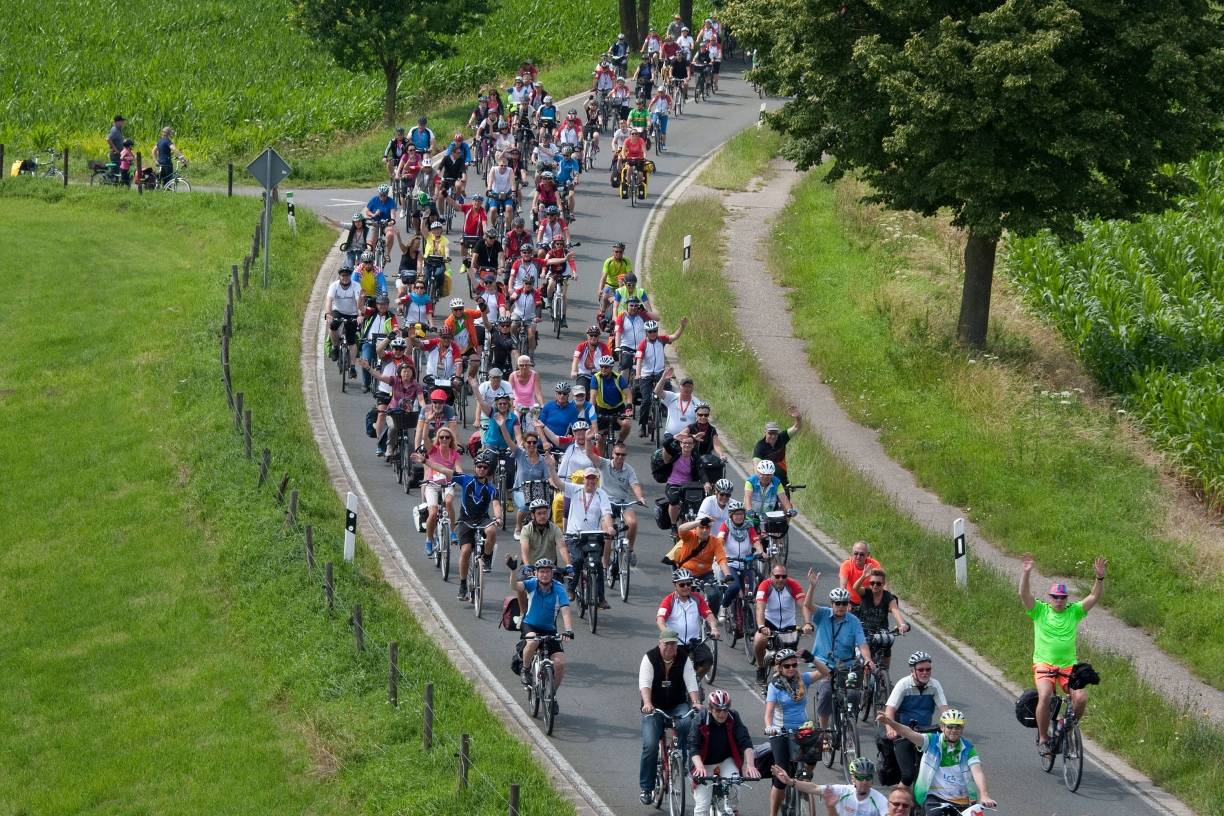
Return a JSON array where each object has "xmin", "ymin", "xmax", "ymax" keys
[{"xmin": 638, "ymin": 628, "xmax": 702, "ymax": 804}]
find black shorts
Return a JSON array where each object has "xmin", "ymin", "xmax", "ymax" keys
[
  {"xmin": 522, "ymin": 624, "xmax": 564, "ymax": 654},
  {"xmin": 682, "ymin": 640, "xmax": 713, "ymax": 668},
  {"xmin": 457, "ymin": 516, "xmax": 494, "ymax": 546},
  {"xmin": 330, "ymin": 313, "xmax": 359, "ymax": 345}
]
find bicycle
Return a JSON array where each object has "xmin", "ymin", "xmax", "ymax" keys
[
  {"xmin": 550, "ymin": 272, "xmax": 567, "ymax": 339},
  {"xmin": 88, "ymin": 160, "xmax": 125, "ymax": 187},
  {"xmin": 606, "ymin": 500, "xmax": 642, "ymax": 602},
  {"xmin": 524, "ymin": 631, "xmax": 567, "ymax": 735},
  {"xmin": 370, "ymin": 218, "xmax": 393, "ymax": 267},
  {"xmin": 626, "ymin": 160, "xmax": 642, "ymax": 208},
  {"xmin": 860, "ymin": 628, "xmax": 901, "ymax": 722},
  {"xmin": 432, "ymin": 486, "xmax": 454, "ymax": 580},
  {"xmin": 693, "ymin": 774, "xmax": 750, "ymax": 816},
  {"xmin": 568, "ymin": 530, "xmax": 605, "ymax": 634},
  {"xmin": 16, "ymin": 148, "xmax": 65, "ymax": 182},
  {"xmin": 648, "ymin": 708, "xmax": 699, "ymax": 816},
  {"xmin": 758, "ymin": 624, "xmax": 801, "ymax": 672},
  {"xmin": 152, "ymin": 156, "xmax": 191, "ymax": 192},
  {"xmin": 330, "ymin": 315, "xmax": 357, "ymax": 393},
  {"xmin": 386, "ymin": 409, "xmax": 419, "ymax": 487},
  {"xmin": 461, "ymin": 519, "xmax": 493, "ymax": 618},
  {"xmin": 770, "ymin": 725, "xmax": 823, "ymax": 816},
  {"xmin": 723, "ymin": 555, "xmax": 759, "ymax": 660},
  {"xmin": 670, "ymin": 79, "xmax": 686, "ymax": 115},
  {"xmin": 820, "ymin": 662, "xmax": 864, "ymax": 783},
  {"xmin": 1039, "ymin": 670, "xmax": 1086, "ymax": 792}
]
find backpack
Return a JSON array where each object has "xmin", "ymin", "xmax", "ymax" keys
[
  {"xmin": 500, "ymin": 595, "xmax": 522, "ymax": 632},
  {"xmin": 650, "ymin": 447, "xmax": 674, "ymax": 483},
  {"xmin": 1014, "ymin": 688, "xmax": 1040, "ymax": 728},
  {"xmin": 365, "ymin": 407, "xmax": 378, "ymax": 438},
  {"xmin": 510, "ymin": 637, "xmax": 525, "ymax": 676}
]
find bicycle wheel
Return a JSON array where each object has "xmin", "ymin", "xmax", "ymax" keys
[
  {"xmin": 339, "ymin": 346, "xmax": 349, "ymax": 393},
  {"xmin": 1062, "ymin": 719, "xmax": 1083, "ymax": 792},
  {"xmin": 839, "ymin": 710, "xmax": 861, "ymax": 783},
  {"xmin": 167, "ymin": 177, "xmax": 191, "ymax": 192},
  {"xmin": 440, "ymin": 521, "xmax": 451, "ymax": 579},
  {"xmin": 742, "ymin": 610, "xmax": 757, "ymax": 662},
  {"xmin": 529, "ymin": 661, "xmax": 542, "ymax": 718},
  {"xmin": 777, "ymin": 530, "xmax": 790, "ymax": 565},
  {"xmin": 576, "ymin": 575, "xmax": 588, "ymax": 619},
  {"xmin": 630, "ymin": 170, "xmax": 639, "ymax": 208},
  {"xmin": 619, "ymin": 542, "xmax": 631, "ymax": 602},
  {"xmin": 1040, "ymin": 709, "xmax": 1057, "ymax": 773},
  {"xmin": 874, "ymin": 668, "xmax": 890, "ymax": 717},
  {"xmin": 472, "ymin": 553, "xmax": 484, "ymax": 618},
  {"xmin": 652, "ymin": 400, "xmax": 664, "ymax": 446},
  {"xmin": 587, "ymin": 570, "xmax": 598, "ymax": 634},
  {"xmin": 542, "ymin": 663, "xmax": 557, "ymax": 735},
  {"xmin": 552, "ymin": 292, "xmax": 562, "ymax": 339},
  {"xmin": 653, "ymin": 741, "xmax": 667, "ymax": 809},
  {"xmin": 667, "ymin": 749, "xmax": 685, "ymax": 816},
  {"xmin": 824, "ymin": 719, "xmax": 838, "ymax": 769}
]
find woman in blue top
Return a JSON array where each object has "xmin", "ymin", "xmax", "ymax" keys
[{"xmin": 763, "ymin": 648, "xmax": 823, "ymax": 816}]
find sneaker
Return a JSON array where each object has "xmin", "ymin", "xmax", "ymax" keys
[
  {"xmin": 629, "ymin": 551, "xmax": 637, "ymax": 567},
  {"xmin": 756, "ymin": 667, "xmax": 767, "ymax": 684},
  {"xmin": 375, "ymin": 447, "xmax": 385, "ymax": 457},
  {"xmin": 521, "ymin": 667, "xmax": 533, "ymax": 686},
  {"xmin": 640, "ymin": 792, "xmax": 653, "ymax": 805},
  {"xmin": 424, "ymin": 539, "xmax": 434, "ymax": 557},
  {"xmin": 348, "ymin": 365, "xmax": 357, "ymax": 379},
  {"xmin": 482, "ymin": 552, "xmax": 493, "ymax": 573},
  {"xmin": 457, "ymin": 582, "xmax": 469, "ymax": 601},
  {"xmin": 638, "ymin": 426, "xmax": 648, "ymax": 438},
  {"xmin": 560, "ymin": 318, "xmax": 568, "ymax": 329},
  {"xmin": 1038, "ymin": 740, "xmax": 1052, "ymax": 757},
  {"xmin": 599, "ymin": 599, "xmax": 611, "ymax": 610},
  {"xmin": 550, "ymin": 700, "xmax": 559, "ymax": 716}
]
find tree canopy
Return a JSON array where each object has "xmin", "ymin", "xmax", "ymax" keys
[
  {"xmin": 727, "ymin": 0, "xmax": 1224, "ymax": 345},
  {"xmin": 291, "ymin": 0, "xmax": 492, "ymax": 126}
]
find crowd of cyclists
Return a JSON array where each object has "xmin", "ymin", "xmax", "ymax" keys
[{"xmin": 319, "ymin": 16, "xmax": 1112, "ymax": 815}]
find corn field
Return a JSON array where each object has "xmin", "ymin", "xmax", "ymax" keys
[
  {"xmin": 1008, "ymin": 153, "xmax": 1224, "ymax": 502},
  {"xmin": 0, "ymin": 0, "xmax": 623, "ymax": 164}
]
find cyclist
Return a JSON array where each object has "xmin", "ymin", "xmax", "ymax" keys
[
  {"xmin": 598, "ymin": 242, "xmax": 633, "ymax": 317},
  {"xmin": 697, "ymin": 478, "xmax": 735, "ymax": 533},
  {"xmin": 753, "ymin": 406, "xmax": 803, "ymax": 489},
  {"xmin": 536, "ymin": 205, "xmax": 570, "ymax": 246},
  {"xmin": 394, "ymin": 149, "xmax": 423, "ymax": 207},
  {"xmin": 438, "ymin": 142, "xmax": 468, "ymax": 215},
  {"xmin": 517, "ymin": 59, "xmax": 539, "ymax": 84},
  {"xmin": 343, "ymin": 213, "xmax": 368, "ymax": 266},
  {"xmin": 570, "ymin": 326, "xmax": 612, "ymax": 393},
  {"xmin": 661, "ymin": 435, "xmax": 702, "ymax": 526},
  {"xmin": 680, "ymin": 402, "xmax": 727, "ymax": 461},
  {"xmin": 354, "ymin": 250, "xmax": 386, "ymax": 309},
  {"xmin": 649, "ymin": 86, "xmax": 673, "ymax": 151},
  {"xmin": 452, "ymin": 450, "xmax": 503, "ymax": 602},
  {"xmin": 608, "ymin": 32, "xmax": 630, "ymax": 77},
  {"xmin": 744, "ymin": 459, "xmax": 794, "ymax": 518},
  {"xmin": 408, "ymin": 116, "xmax": 434, "ymax": 157},
  {"xmin": 539, "ymin": 381, "xmax": 579, "ymax": 441},
  {"xmin": 875, "ymin": 709, "xmax": 997, "ymax": 812},
  {"xmin": 707, "ymin": 37, "xmax": 722, "ymax": 92},
  {"xmin": 635, "ymin": 317, "xmax": 686, "ymax": 437},
  {"xmin": 719, "ymin": 499, "xmax": 766, "ymax": 618},
  {"xmin": 541, "ymin": 236, "xmax": 577, "ymax": 328},
  {"xmin": 485, "ymin": 153, "xmax": 516, "ymax": 223},
  {"xmin": 459, "ymin": 194, "xmax": 490, "ymax": 254},
  {"xmin": 629, "ymin": 97, "xmax": 651, "ymax": 134},
  {"xmin": 558, "ymin": 109, "xmax": 583, "ymax": 152},
  {"xmin": 670, "ymin": 47, "xmax": 692, "ymax": 101},
  {"xmin": 504, "ymin": 217, "xmax": 534, "ymax": 264},
  {"xmin": 482, "ymin": 395, "xmax": 521, "ymax": 483},
  {"xmin": 419, "ymin": 329, "xmax": 463, "ymax": 399},
  {"xmin": 753, "ymin": 563, "xmax": 811, "ymax": 684},
  {"xmin": 518, "ymin": 497, "xmax": 568, "ymax": 568},
  {"xmin": 592, "ymin": 60, "xmax": 616, "ymax": 96},
  {"xmin": 554, "ymin": 146, "xmax": 581, "ymax": 218},
  {"xmin": 676, "ymin": 25, "xmax": 695, "ymax": 57},
  {"xmin": 474, "ymin": 365, "xmax": 512, "ymax": 429},
  {"xmin": 591, "ymin": 355, "xmax": 633, "ymax": 445},
  {"xmin": 325, "ymin": 266, "xmax": 361, "ymax": 378},
  {"xmin": 613, "ymin": 299, "xmax": 651, "ymax": 367},
  {"xmin": 415, "ymin": 426, "xmax": 462, "ymax": 557},
  {"xmin": 772, "ymin": 757, "xmax": 888, "ymax": 816},
  {"xmin": 531, "ymin": 170, "xmax": 559, "ymax": 225},
  {"xmin": 763, "ymin": 650, "xmax": 822, "ymax": 816},
  {"xmin": 154, "ymin": 127, "xmax": 187, "ymax": 186},
  {"xmin": 692, "ymin": 44, "xmax": 714, "ymax": 95},
  {"xmin": 571, "ymin": 385, "xmax": 597, "ymax": 427},
  {"xmin": 619, "ymin": 127, "xmax": 649, "ymax": 200},
  {"xmin": 660, "ymin": 33, "xmax": 680, "ymax": 83},
  {"xmin": 548, "ymin": 466, "xmax": 614, "ymax": 609},
  {"xmin": 666, "ymin": 14, "xmax": 684, "ymax": 40},
  {"xmin": 611, "ymin": 77, "xmax": 633, "ymax": 124},
  {"xmin": 840, "ymin": 541, "xmax": 883, "ymax": 607},
  {"xmin": 384, "ymin": 127, "xmax": 410, "ymax": 178},
  {"xmin": 511, "ymin": 558, "xmax": 575, "ymax": 691},
  {"xmin": 509, "ymin": 433, "xmax": 555, "ymax": 533},
  {"xmin": 599, "ymin": 441, "xmax": 647, "ymax": 559},
  {"xmin": 690, "ymin": 689, "xmax": 762, "ymax": 815},
  {"xmin": 613, "ymin": 270, "xmax": 651, "ymax": 319},
  {"xmin": 804, "ymin": 581, "xmax": 872, "ymax": 733},
  {"xmin": 358, "ymin": 295, "xmax": 398, "ymax": 393},
  {"xmin": 671, "ymin": 516, "xmax": 730, "ymax": 617},
  {"xmin": 882, "ymin": 651, "xmax": 950, "ymax": 788},
  {"xmin": 535, "ymin": 94, "xmax": 559, "ymax": 141},
  {"xmin": 442, "ymin": 297, "xmax": 491, "ymax": 380},
  {"xmin": 638, "ymin": 628, "xmax": 703, "ymax": 804},
  {"xmin": 582, "ymin": 95, "xmax": 603, "ymax": 156},
  {"xmin": 362, "ymin": 184, "xmax": 397, "ymax": 255},
  {"xmin": 857, "ymin": 569, "xmax": 911, "ymax": 668},
  {"xmin": 1020, "ymin": 553, "xmax": 1107, "ymax": 756},
  {"xmin": 507, "ymin": 76, "xmax": 531, "ymax": 108},
  {"xmin": 632, "ymin": 57, "xmax": 656, "ymax": 101},
  {"xmin": 415, "ymin": 387, "xmax": 459, "ymax": 449},
  {"xmin": 641, "ymin": 25, "xmax": 662, "ymax": 65},
  {"xmin": 466, "ymin": 229, "xmax": 504, "ymax": 316},
  {"xmin": 657, "ymin": 568, "xmax": 721, "ymax": 676},
  {"xmin": 654, "ymin": 366, "xmax": 700, "ymax": 438},
  {"xmin": 505, "ymin": 268, "xmax": 540, "ymax": 348},
  {"xmin": 609, "ymin": 118, "xmax": 634, "ymax": 186}
]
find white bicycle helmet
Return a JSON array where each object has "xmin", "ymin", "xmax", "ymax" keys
[
  {"xmin": 643, "ymin": 320, "xmax": 660, "ymax": 332},
  {"xmin": 449, "ymin": 297, "xmax": 466, "ymax": 309},
  {"xmin": 672, "ymin": 568, "xmax": 694, "ymax": 583},
  {"xmin": 908, "ymin": 651, "xmax": 932, "ymax": 667},
  {"xmin": 597, "ymin": 355, "xmax": 616, "ymax": 367},
  {"xmin": 829, "ymin": 587, "xmax": 852, "ymax": 603},
  {"xmin": 773, "ymin": 648, "xmax": 798, "ymax": 665},
  {"xmin": 755, "ymin": 460, "xmax": 776, "ymax": 476},
  {"xmin": 714, "ymin": 478, "xmax": 733, "ymax": 494}
]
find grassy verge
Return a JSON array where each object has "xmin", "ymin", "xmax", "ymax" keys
[
  {"xmin": 0, "ymin": 183, "xmax": 574, "ymax": 815},
  {"xmin": 645, "ymin": 156, "xmax": 1224, "ymax": 815},
  {"xmin": 696, "ymin": 125, "xmax": 782, "ymax": 190}
]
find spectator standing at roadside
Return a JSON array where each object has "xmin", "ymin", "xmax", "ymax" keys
[
  {"xmin": 154, "ymin": 127, "xmax": 186, "ymax": 185},
  {"xmin": 107, "ymin": 115, "xmax": 126, "ymax": 165}
]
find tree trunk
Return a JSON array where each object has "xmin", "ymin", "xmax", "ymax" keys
[
  {"xmin": 619, "ymin": 0, "xmax": 639, "ymax": 49},
  {"xmin": 383, "ymin": 62, "xmax": 399, "ymax": 127},
  {"xmin": 679, "ymin": 0, "xmax": 694, "ymax": 30},
  {"xmin": 636, "ymin": 0, "xmax": 652, "ymax": 47},
  {"xmin": 956, "ymin": 234, "xmax": 998, "ymax": 348}
]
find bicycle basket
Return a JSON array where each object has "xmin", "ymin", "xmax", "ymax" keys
[{"xmin": 764, "ymin": 511, "xmax": 788, "ymax": 536}]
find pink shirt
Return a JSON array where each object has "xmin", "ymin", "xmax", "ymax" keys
[
  {"xmin": 510, "ymin": 370, "xmax": 538, "ymax": 408},
  {"xmin": 425, "ymin": 445, "xmax": 460, "ymax": 483}
]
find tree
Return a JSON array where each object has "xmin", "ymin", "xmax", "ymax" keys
[
  {"xmin": 619, "ymin": 0, "xmax": 640, "ymax": 49},
  {"xmin": 727, "ymin": 0, "xmax": 1224, "ymax": 347},
  {"xmin": 637, "ymin": 0, "xmax": 653, "ymax": 48},
  {"xmin": 291, "ymin": 0, "xmax": 492, "ymax": 127}
]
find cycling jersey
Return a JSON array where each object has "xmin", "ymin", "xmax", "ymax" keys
[
  {"xmin": 408, "ymin": 126, "xmax": 434, "ymax": 152},
  {"xmin": 614, "ymin": 285, "xmax": 649, "ymax": 315},
  {"xmin": 592, "ymin": 370, "xmax": 630, "ymax": 411},
  {"xmin": 657, "ymin": 591, "xmax": 711, "ymax": 643},
  {"xmin": 357, "ymin": 267, "xmax": 387, "ymax": 300},
  {"xmin": 555, "ymin": 157, "xmax": 581, "ymax": 185},
  {"xmin": 327, "ymin": 280, "xmax": 361, "ymax": 316},
  {"xmin": 824, "ymin": 785, "xmax": 889, "ymax": 816},
  {"xmin": 1028, "ymin": 600, "xmax": 1087, "ymax": 666},
  {"xmin": 636, "ymin": 334, "xmax": 672, "ymax": 375},
  {"xmin": 886, "ymin": 675, "xmax": 948, "ymax": 729},
  {"xmin": 521, "ymin": 577, "xmax": 569, "ymax": 629},
  {"xmin": 914, "ymin": 734, "xmax": 981, "ymax": 807},
  {"xmin": 745, "ymin": 474, "xmax": 783, "ymax": 514},
  {"xmin": 629, "ymin": 108, "xmax": 650, "ymax": 129},
  {"xmin": 452, "ymin": 473, "xmax": 497, "ymax": 520},
  {"xmin": 400, "ymin": 293, "xmax": 432, "ymax": 325},
  {"xmin": 594, "ymin": 70, "xmax": 615, "ymax": 91},
  {"xmin": 616, "ymin": 312, "xmax": 648, "ymax": 349},
  {"xmin": 361, "ymin": 312, "xmax": 397, "ymax": 340},
  {"xmin": 537, "ymin": 105, "xmax": 558, "ymax": 123},
  {"xmin": 481, "ymin": 411, "xmax": 518, "ymax": 451},
  {"xmin": 622, "ymin": 136, "xmax": 647, "ymax": 160},
  {"xmin": 384, "ymin": 136, "xmax": 410, "ymax": 161},
  {"xmin": 366, "ymin": 195, "xmax": 395, "ymax": 221},
  {"xmin": 601, "ymin": 257, "xmax": 633, "ymax": 288},
  {"xmin": 573, "ymin": 340, "xmax": 611, "ymax": 377},
  {"xmin": 537, "ymin": 217, "xmax": 567, "ymax": 246},
  {"xmin": 539, "ymin": 399, "xmax": 578, "ymax": 437},
  {"xmin": 718, "ymin": 521, "xmax": 759, "ymax": 561},
  {"xmin": 443, "ymin": 307, "xmax": 483, "ymax": 352},
  {"xmin": 754, "ymin": 577, "xmax": 804, "ymax": 628},
  {"xmin": 696, "ymin": 495, "xmax": 729, "ymax": 531},
  {"xmin": 424, "ymin": 234, "xmax": 449, "ymax": 257},
  {"xmin": 421, "ymin": 338, "xmax": 462, "ymax": 379}
]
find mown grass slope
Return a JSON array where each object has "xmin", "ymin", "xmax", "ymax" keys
[{"xmin": 0, "ymin": 182, "xmax": 575, "ymax": 815}]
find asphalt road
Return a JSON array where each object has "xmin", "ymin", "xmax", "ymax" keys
[{"xmin": 312, "ymin": 65, "xmax": 1169, "ymax": 816}]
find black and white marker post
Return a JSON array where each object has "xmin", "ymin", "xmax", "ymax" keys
[
  {"xmin": 953, "ymin": 517, "xmax": 967, "ymax": 589},
  {"xmin": 344, "ymin": 492, "xmax": 358, "ymax": 562},
  {"xmin": 286, "ymin": 191, "xmax": 297, "ymax": 236},
  {"xmin": 682, "ymin": 233, "xmax": 692, "ymax": 273}
]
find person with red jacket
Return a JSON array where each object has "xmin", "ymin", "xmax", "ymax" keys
[
  {"xmin": 689, "ymin": 689, "xmax": 761, "ymax": 816},
  {"xmin": 570, "ymin": 326, "xmax": 612, "ymax": 393}
]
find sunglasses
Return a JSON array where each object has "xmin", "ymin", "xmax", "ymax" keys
[
  {"xmin": 853, "ymin": 552, "xmax": 868, "ymax": 557},
  {"xmin": 675, "ymin": 582, "xmax": 692, "ymax": 588},
  {"xmin": 773, "ymin": 574, "xmax": 788, "ymax": 580},
  {"xmin": 780, "ymin": 663, "xmax": 799, "ymax": 669},
  {"xmin": 696, "ymin": 413, "xmax": 710, "ymax": 418},
  {"xmin": 869, "ymin": 581, "xmax": 884, "ymax": 587},
  {"xmin": 525, "ymin": 440, "xmax": 538, "ymax": 445},
  {"xmin": 1050, "ymin": 594, "xmax": 1068, "ymax": 599},
  {"xmin": 475, "ymin": 464, "xmax": 490, "ymax": 470},
  {"xmin": 833, "ymin": 601, "xmax": 850, "ymax": 606},
  {"xmin": 888, "ymin": 804, "xmax": 912, "ymax": 811}
]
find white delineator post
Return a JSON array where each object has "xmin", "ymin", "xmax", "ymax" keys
[
  {"xmin": 953, "ymin": 517, "xmax": 967, "ymax": 589},
  {"xmin": 758, "ymin": 102, "xmax": 767, "ymax": 128},
  {"xmin": 682, "ymin": 233, "xmax": 692, "ymax": 273},
  {"xmin": 286, "ymin": 190, "xmax": 297, "ymax": 235},
  {"xmin": 344, "ymin": 491, "xmax": 358, "ymax": 561}
]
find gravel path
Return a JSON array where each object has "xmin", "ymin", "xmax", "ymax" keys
[{"xmin": 717, "ymin": 157, "xmax": 1224, "ymax": 725}]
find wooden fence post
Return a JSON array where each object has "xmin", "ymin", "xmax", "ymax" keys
[
  {"xmin": 62, "ymin": 148, "xmax": 68, "ymax": 187},
  {"xmin": 423, "ymin": 682, "xmax": 434, "ymax": 749},
  {"xmin": 231, "ymin": 265, "xmax": 241, "ymax": 301},
  {"xmin": 258, "ymin": 448, "xmax": 270, "ymax": 486},
  {"xmin": 324, "ymin": 562, "xmax": 334, "ymax": 610},
  {"xmin": 508, "ymin": 784, "xmax": 520, "ymax": 816},
  {"xmin": 242, "ymin": 255, "xmax": 251, "ymax": 288},
  {"xmin": 227, "ymin": 163, "xmax": 234, "ymax": 197},
  {"xmin": 234, "ymin": 392, "xmax": 244, "ymax": 430},
  {"xmin": 276, "ymin": 473, "xmax": 289, "ymax": 504},
  {"xmin": 243, "ymin": 409, "xmax": 252, "ymax": 458},
  {"xmin": 458, "ymin": 733, "xmax": 470, "ymax": 791},
  {"xmin": 351, "ymin": 603, "xmax": 364, "ymax": 651},
  {"xmin": 305, "ymin": 524, "xmax": 315, "ymax": 569},
  {"xmin": 388, "ymin": 641, "xmax": 399, "ymax": 706},
  {"xmin": 136, "ymin": 152, "xmax": 143, "ymax": 194},
  {"xmin": 285, "ymin": 490, "xmax": 299, "ymax": 527}
]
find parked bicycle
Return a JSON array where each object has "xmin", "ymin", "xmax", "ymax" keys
[{"xmin": 15, "ymin": 148, "xmax": 64, "ymax": 182}]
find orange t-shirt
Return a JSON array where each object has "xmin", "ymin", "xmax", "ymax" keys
[
  {"xmin": 674, "ymin": 529, "xmax": 728, "ymax": 576},
  {"xmin": 839, "ymin": 556, "xmax": 882, "ymax": 604}
]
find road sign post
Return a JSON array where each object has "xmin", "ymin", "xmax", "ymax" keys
[
  {"xmin": 682, "ymin": 234, "xmax": 692, "ymax": 272},
  {"xmin": 953, "ymin": 517, "xmax": 967, "ymax": 589},
  {"xmin": 244, "ymin": 148, "xmax": 293, "ymax": 289}
]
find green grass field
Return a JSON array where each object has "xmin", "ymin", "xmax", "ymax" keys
[
  {"xmin": 3, "ymin": 0, "xmax": 713, "ymax": 185},
  {"xmin": 645, "ymin": 140, "xmax": 1224, "ymax": 815},
  {"xmin": 0, "ymin": 182, "xmax": 575, "ymax": 815}
]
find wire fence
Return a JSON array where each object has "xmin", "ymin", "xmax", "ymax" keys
[{"xmin": 217, "ymin": 207, "xmax": 528, "ymax": 815}]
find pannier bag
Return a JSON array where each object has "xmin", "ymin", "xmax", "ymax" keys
[
  {"xmin": 1014, "ymin": 688, "xmax": 1039, "ymax": 728},
  {"xmin": 653, "ymin": 496, "xmax": 672, "ymax": 530},
  {"xmin": 414, "ymin": 502, "xmax": 428, "ymax": 533}
]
